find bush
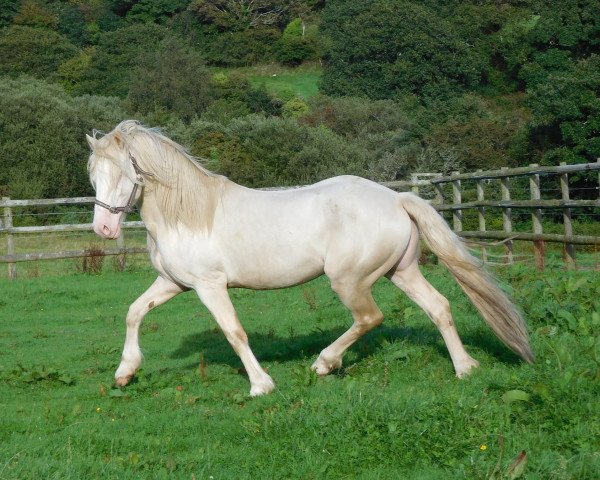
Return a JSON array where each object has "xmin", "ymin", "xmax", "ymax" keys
[
  {"xmin": 527, "ymin": 55, "xmax": 600, "ymax": 165},
  {"xmin": 125, "ymin": 37, "xmax": 212, "ymax": 122},
  {"xmin": 282, "ymin": 97, "xmax": 310, "ymax": 118},
  {"xmin": 197, "ymin": 27, "xmax": 281, "ymax": 66},
  {"xmin": 0, "ymin": 0, "xmax": 19, "ymax": 27},
  {"xmin": 209, "ymin": 115, "xmax": 370, "ymax": 186},
  {"xmin": 421, "ymin": 94, "xmax": 531, "ymax": 171},
  {"xmin": 0, "ymin": 76, "xmax": 126, "ymax": 199},
  {"xmin": 0, "ymin": 25, "xmax": 78, "ymax": 80},
  {"xmin": 126, "ymin": 0, "xmax": 188, "ymax": 24},
  {"xmin": 274, "ymin": 19, "xmax": 319, "ymax": 66},
  {"xmin": 72, "ymin": 23, "xmax": 171, "ymax": 97},
  {"xmin": 320, "ymin": 0, "xmax": 484, "ymax": 100}
]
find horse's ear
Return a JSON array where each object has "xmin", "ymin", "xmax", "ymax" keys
[{"xmin": 86, "ymin": 134, "xmax": 96, "ymax": 149}]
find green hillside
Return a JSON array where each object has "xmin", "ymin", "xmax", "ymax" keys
[{"xmin": 0, "ymin": 0, "xmax": 598, "ymax": 198}]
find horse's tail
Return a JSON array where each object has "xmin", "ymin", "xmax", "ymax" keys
[{"xmin": 399, "ymin": 193, "xmax": 534, "ymax": 363}]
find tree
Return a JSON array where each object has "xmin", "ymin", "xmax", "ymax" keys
[
  {"xmin": 527, "ymin": 55, "xmax": 600, "ymax": 165},
  {"xmin": 126, "ymin": 37, "xmax": 213, "ymax": 121},
  {"xmin": 13, "ymin": 0, "xmax": 57, "ymax": 29},
  {"xmin": 188, "ymin": 115, "xmax": 370, "ymax": 186},
  {"xmin": 197, "ymin": 26, "xmax": 281, "ymax": 66},
  {"xmin": 70, "ymin": 23, "xmax": 171, "ymax": 97},
  {"xmin": 188, "ymin": 0, "xmax": 287, "ymax": 31},
  {"xmin": 0, "ymin": 26, "xmax": 78, "ymax": 79},
  {"xmin": 274, "ymin": 18, "xmax": 319, "ymax": 66},
  {"xmin": 320, "ymin": 0, "xmax": 485, "ymax": 100},
  {"xmin": 0, "ymin": 0, "xmax": 21, "ymax": 27},
  {"xmin": 127, "ymin": 0, "xmax": 189, "ymax": 24},
  {"xmin": 0, "ymin": 76, "xmax": 126, "ymax": 198},
  {"xmin": 57, "ymin": 3, "xmax": 90, "ymax": 47}
]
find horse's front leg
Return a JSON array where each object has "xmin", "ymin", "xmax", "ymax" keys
[
  {"xmin": 195, "ymin": 285, "xmax": 275, "ymax": 396},
  {"xmin": 115, "ymin": 275, "xmax": 184, "ymax": 386}
]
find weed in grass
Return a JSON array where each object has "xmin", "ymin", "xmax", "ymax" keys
[
  {"xmin": 302, "ymin": 285, "xmax": 318, "ymax": 310},
  {"xmin": 80, "ymin": 244, "xmax": 105, "ymax": 274}
]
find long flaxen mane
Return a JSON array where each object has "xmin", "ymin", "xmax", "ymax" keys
[{"xmin": 110, "ymin": 120, "xmax": 226, "ymax": 232}]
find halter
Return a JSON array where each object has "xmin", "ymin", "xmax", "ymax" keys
[{"xmin": 94, "ymin": 154, "xmax": 153, "ymax": 214}]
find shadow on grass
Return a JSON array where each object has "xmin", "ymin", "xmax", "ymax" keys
[{"xmin": 170, "ymin": 323, "xmax": 522, "ymax": 370}]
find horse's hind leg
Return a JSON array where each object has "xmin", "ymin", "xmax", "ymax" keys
[
  {"xmin": 312, "ymin": 282, "xmax": 384, "ymax": 375},
  {"xmin": 389, "ymin": 261, "xmax": 479, "ymax": 377},
  {"xmin": 115, "ymin": 275, "xmax": 184, "ymax": 386}
]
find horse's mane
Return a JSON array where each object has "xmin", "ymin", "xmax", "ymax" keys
[{"xmin": 110, "ymin": 120, "xmax": 226, "ymax": 232}]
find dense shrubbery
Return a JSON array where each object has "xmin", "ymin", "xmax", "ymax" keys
[
  {"xmin": 321, "ymin": 0, "xmax": 600, "ymax": 167},
  {"xmin": 0, "ymin": 0, "xmax": 598, "ymax": 198},
  {"xmin": 0, "ymin": 76, "xmax": 125, "ymax": 198}
]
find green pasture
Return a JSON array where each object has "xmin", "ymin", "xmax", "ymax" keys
[
  {"xmin": 249, "ymin": 70, "xmax": 320, "ymax": 99},
  {"xmin": 0, "ymin": 264, "xmax": 598, "ymax": 479},
  {"xmin": 228, "ymin": 63, "xmax": 321, "ymax": 99}
]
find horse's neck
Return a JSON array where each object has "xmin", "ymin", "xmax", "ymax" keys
[
  {"xmin": 138, "ymin": 190, "xmax": 167, "ymax": 236},
  {"xmin": 138, "ymin": 173, "xmax": 229, "ymax": 234}
]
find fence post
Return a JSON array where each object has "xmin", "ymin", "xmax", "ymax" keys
[
  {"xmin": 500, "ymin": 168, "xmax": 513, "ymax": 264},
  {"xmin": 452, "ymin": 172, "xmax": 462, "ymax": 232},
  {"xmin": 410, "ymin": 173, "xmax": 419, "ymax": 195},
  {"xmin": 560, "ymin": 162, "xmax": 576, "ymax": 269},
  {"xmin": 116, "ymin": 231, "xmax": 126, "ymax": 271},
  {"xmin": 476, "ymin": 171, "xmax": 487, "ymax": 264},
  {"xmin": 434, "ymin": 183, "xmax": 444, "ymax": 206},
  {"xmin": 529, "ymin": 164, "xmax": 545, "ymax": 270},
  {"xmin": 2, "ymin": 197, "xmax": 16, "ymax": 279}
]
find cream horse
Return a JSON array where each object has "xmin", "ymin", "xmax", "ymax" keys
[{"xmin": 87, "ymin": 120, "xmax": 534, "ymax": 396}]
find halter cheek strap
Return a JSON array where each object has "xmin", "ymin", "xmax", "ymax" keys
[{"xmin": 94, "ymin": 154, "xmax": 153, "ymax": 214}]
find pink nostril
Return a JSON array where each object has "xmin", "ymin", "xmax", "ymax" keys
[{"xmin": 102, "ymin": 225, "xmax": 111, "ymax": 236}]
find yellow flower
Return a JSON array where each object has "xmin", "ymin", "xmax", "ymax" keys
[
  {"xmin": 480, "ymin": 444, "xmax": 487, "ymax": 451},
  {"xmin": 96, "ymin": 407, "xmax": 102, "ymax": 413}
]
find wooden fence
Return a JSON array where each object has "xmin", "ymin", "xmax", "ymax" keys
[
  {"xmin": 414, "ymin": 161, "xmax": 600, "ymax": 271},
  {"xmin": 1, "ymin": 161, "xmax": 599, "ymax": 279}
]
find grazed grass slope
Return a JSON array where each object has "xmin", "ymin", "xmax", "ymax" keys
[
  {"xmin": 0, "ymin": 265, "xmax": 598, "ymax": 479},
  {"xmin": 236, "ymin": 63, "xmax": 321, "ymax": 99}
]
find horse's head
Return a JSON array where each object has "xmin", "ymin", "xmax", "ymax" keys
[{"xmin": 87, "ymin": 128, "xmax": 146, "ymax": 239}]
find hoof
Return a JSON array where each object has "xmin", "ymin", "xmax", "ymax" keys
[
  {"xmin": 115, "ymin": 375, "xmax": 134, "ymax": 387},
  {"xmin": 455, "ymin": 358, "xmax": 480, "ymax": 378},
  {"xmin": 250, "ymin": 376, "xmax": 276, "ymax": 397},
  {"xmin": 311, "ymin": 356, "xmax": 342, "ymax": 376}
]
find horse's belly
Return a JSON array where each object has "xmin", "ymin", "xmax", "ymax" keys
[{"xmin": 224, "ymin": 247, "xmax": 325, "ymax": 289}]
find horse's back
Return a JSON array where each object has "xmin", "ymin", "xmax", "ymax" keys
[{"xmin": 218, "ymin": 175, "xmax": 414, "ymax": 288}]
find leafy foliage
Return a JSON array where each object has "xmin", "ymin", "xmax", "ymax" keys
[
  {"xmin": 125, "ymin": 37, "xmax": 212, "ymax": 121},
  {"xmin": 126, "ymin": 0, "xmax": 188, "ymax": 24},
  {"xmin": 74, "ymin": 23, "xmax": 172, "ymax": 97},
  {"xmin": 0, "ymin": 76, "xmax": 125, "ymax": 198},
  {"xmin": 189, "ymin": 115, "xmax": 368, "ymax": 186},
  {"xmin": 275, "ymin": 18, "xmax": 319, "ymax": 66},
  {"xmin": 527, "ymin": 55, "xmax": 600, "ymax": 164},
  {"xmin": 0, "ymin": 0, "xmax": 598, "ymax": 196},
  {"xmin": 320, "ymin": 0, "xmax": 485, "ymax": 100},
  {"xmin": 0, "ymin": 25, "xmax": 78, "ymax": 79}
]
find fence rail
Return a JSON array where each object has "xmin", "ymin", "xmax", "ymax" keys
[{"xmin": 2, "ymin": 161, "xmax": 599, "ymax": 278}]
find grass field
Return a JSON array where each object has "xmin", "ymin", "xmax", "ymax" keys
[
  {"xmin": 249, "ymin": 70, "xmax": 321, "ymax": 99},
  {"xmin": 1, "ymin": 263, "xmax": 599, "ymax": 479},
  {"xmin": 220, "ymin": 63, "xmax": 322, "ymax": 99}
]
